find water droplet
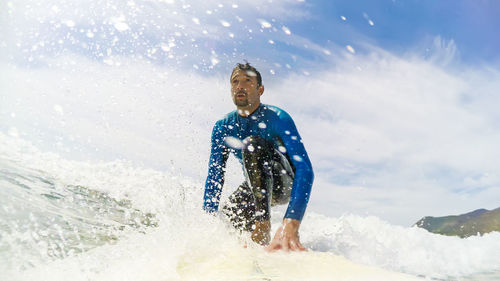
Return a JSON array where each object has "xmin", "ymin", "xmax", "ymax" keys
[
  {"xmin": 103, "ymin": 59, "xmax": 114, "ymax": 65},
  {"xmin": 51, "ymin": 5, "xmax": 60, "ymax": 13},
  {"xmin": 282, "ymin": 26, "xmax": 291, "ymax": 35},
  {"xmin": 63, "ymin": 20, "xmax": 75, "ymax": 28},
  {"xmin": 161, "ymin": 43, "xmax": 171, "ymax": 52},
  {"xmin": 8, "ymin": 127, "xmax": 19, "ymax": 137},
  {"xmin": 219, "ymin": 20, "xmax": 231, "ymax": 27},
  {"xmin": 363, "ymin": 13, "xmax": 375, "ymax": 26},
  {"xmin": 257, "ymin": 19, "xmax": 272, "ymax": 28},
  {"xmin": 53, "ymin": 104, "xmax": 64, "ymax": 115},
  {"xmin": 225, "ymin": 137, "xmax": 243, "ymax": 149},
  {"xmin": 113, "ymin": 22, "xmax": 130, "ymax": 32}
]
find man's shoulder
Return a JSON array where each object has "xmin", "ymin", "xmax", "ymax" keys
[
  {"xmin": 214, "ymin": 110, "xmax": 238, "ymax": 126},
  {"xmin": 262, "ymin": 104, "xmax": 293, "ymax": 121}
]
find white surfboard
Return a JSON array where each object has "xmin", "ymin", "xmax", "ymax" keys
[{"xmin": 175, "ymin": 246, "xmax": 425, "ymax": 281}]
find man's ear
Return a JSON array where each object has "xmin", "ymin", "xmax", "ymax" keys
[{"xmin": 258, "ymin": 85, "xmax": 265, "ymax": 96}]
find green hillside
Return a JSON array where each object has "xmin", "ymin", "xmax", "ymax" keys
[{"xmin": 415, "ymin": 207, "xmax": 500, "ymax": 238}]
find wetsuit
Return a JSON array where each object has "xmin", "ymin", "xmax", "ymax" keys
[{"xmin": 203, "ymin": 104, "xmax": 314, "ymax": 231}]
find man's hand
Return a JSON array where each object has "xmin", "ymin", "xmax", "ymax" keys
[{"xmin": 266, "ymin": 218, "xmax": 306, "ymax": 252}]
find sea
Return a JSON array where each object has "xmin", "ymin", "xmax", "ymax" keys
[{"xmin": 1, "ymin": 132, "xmax": 500, "ymax": 281}]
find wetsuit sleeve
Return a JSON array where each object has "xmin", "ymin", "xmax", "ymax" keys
[
  {"xmin": 203, "ymin": 121, "xmax": 229, "ymax": 214},
  {"xmin": 276, "ymin": 111, "xmax": 314, "ymax": 221}
]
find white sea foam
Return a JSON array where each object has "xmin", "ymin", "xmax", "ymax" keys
[{"xmin": 2, "ymin": 132, "xmax": 500, "ymax": 280}]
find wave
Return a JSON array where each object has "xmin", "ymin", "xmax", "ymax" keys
[{"xmin": 2, "ymin": 133, "xmax": 500, "ymax": 281}]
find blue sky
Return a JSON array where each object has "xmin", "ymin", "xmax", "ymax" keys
[
  {"xmin": 262, "ymin": 0, "xmax": 500, "ymax": 73},
  {"xmin": 2, "ymin": 0, "xmax": 500, "ymax": 225},
  {"xmin": 298, "ymin": 0, "xmax": 499, "ymax": 63},
  {"xmin": 2, "ymin": 0, "xmax": 499, "ymax": 71}
]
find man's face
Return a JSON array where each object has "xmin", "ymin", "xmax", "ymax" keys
[{"xmin": 230, "ymin": 69, "xmax": 264, "ymax": 107}]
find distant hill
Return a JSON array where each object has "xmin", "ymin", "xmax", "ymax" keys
[{"xmin": 415, "ymin": 207, "xmax": 500, "ymax": 238}]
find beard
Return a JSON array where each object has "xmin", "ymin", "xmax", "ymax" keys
[
  {"xmin": 234, "ymin": 97, "xmax": 249, "ymax": 106},
  {"xmin": 233, "ymin": 91, "xmax": 249, "ymax": 106}
]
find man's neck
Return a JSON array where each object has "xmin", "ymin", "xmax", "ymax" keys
[{"xmin": 237, "ymin": 102, "xmax": 261, "ymax": 117}]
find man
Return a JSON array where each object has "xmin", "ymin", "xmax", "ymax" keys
[{"xmin": 203, "ymin": 62, "xmax": 314, "ymax": 251}]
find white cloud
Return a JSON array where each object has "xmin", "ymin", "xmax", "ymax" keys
[
  {"xmin": 264, "ymin": 51, "xmax": 500, "ymax": 225},
  {"xmin": 270, "ymin": 52, "xmax": 500, "ymax": 172}
]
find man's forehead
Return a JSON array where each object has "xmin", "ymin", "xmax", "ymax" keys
[{"xmin": 231, "ymin": 69, "xmax": 257, "ymax": 79}]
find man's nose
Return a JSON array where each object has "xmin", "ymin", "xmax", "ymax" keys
[{"xmin": 235, "ymin": 81, "xmax": 244, "ymax": 89}]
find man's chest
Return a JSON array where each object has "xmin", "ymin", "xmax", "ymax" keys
[{"xmin": 227, "ymin": 119, "xmax": 275, "ymax": 140}]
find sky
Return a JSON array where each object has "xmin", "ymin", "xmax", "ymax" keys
[
  {"xmin": 2, "ymin": 0, "xmax": 499, "ymax": 71},
  {"xmin": 1, "ymin": 0, "xmax": 500, "ymax": 226}
]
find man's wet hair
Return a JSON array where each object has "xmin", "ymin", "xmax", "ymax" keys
[{"xmin": 231, "ymin": 62, "xmax": 262, "ymax": 87}]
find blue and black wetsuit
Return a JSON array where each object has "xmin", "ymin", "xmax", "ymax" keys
[{"xmin": 203, "ymin": 104, "xmax": 314, "ymax": 231}]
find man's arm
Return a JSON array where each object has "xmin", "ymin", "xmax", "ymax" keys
[
  {"xmin": 267, "ymin": 110, "xmax": 314, "ymax": 251},
  {"xmin": 203, "ymin": 121, "xmax": 229, "ymax": 213},
  {"xmin": 277, "ymin": 110, "xmax": 314, "ymax": 221}
]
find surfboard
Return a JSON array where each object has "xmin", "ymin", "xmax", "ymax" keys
[{"xmin": 175, "ymin": 246, "xmax": 426, "ymax": 281}]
